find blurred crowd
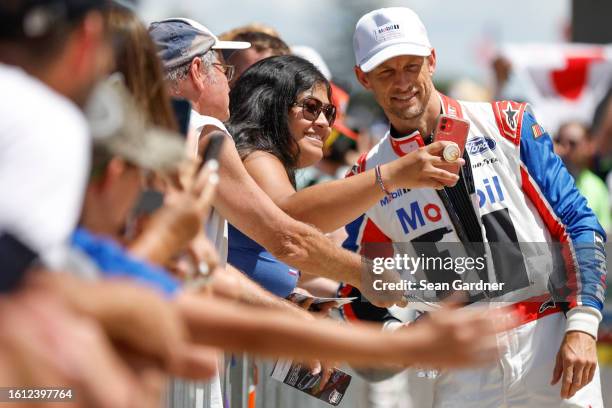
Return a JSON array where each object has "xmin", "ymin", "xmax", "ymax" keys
[
  {"xmin": 0, "ymin": 0, "xmax": 610, "ymax": 407},
  {"xmin": 490, "ymin": 53, "xmax": 612, "ymax": 236}
]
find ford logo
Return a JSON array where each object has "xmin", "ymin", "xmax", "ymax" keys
[{"xmin": 466, "ymin": 136, "xmax": 496, "ymax": 155}]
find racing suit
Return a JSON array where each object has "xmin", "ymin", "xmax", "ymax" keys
[{"xmin": 340, "ymin": 93, "xmax": 607, "ymax": 407}]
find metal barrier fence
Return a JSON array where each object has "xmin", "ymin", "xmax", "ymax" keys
[
  {"xmin": 166, "ymin": 354, "xmax": 250, "ymax": 408},
  {"xmin": 164, "ymin": 356, "xmax": 369, "ymax": 408},
  {"xmin": 162, "ymin": 308, "xmax": 409, "ymax": 408},
  {"xmin": 165, "ymin": 380, "xmax": 210, "ymax": 408}
]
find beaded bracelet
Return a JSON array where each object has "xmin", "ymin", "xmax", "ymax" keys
[{"xmin": 375, "ymin": 165, "xmax": 394, "ymax": 202}]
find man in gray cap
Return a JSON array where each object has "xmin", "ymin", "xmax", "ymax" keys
[{"xmin": 150, "ymin": 17, "xmax": 248, "ymax": 124}]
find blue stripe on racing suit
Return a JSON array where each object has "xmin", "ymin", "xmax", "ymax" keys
[{"xmin": 519, "ymin": 111, "xmax": 607, "ymax": 312}]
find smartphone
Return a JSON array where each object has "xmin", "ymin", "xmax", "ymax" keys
[
  {"xmin": 131, "ymin": 189, "xmax": 165, "ymax": 216},
  {"xmin": 433, "ymin": 114, "xmax": 470, "ymax": 173},
  {"xmin": 199, "ymin": 130, "xmax": 225, "ymax": 170},
  {"xmin": 170, "ymin": 98, "xmax": 191, "ymax": 138}
]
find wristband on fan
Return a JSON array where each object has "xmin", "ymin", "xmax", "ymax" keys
[{"xmin": 375, "ymin": 165, "xmax": 394, "ymax": 202}]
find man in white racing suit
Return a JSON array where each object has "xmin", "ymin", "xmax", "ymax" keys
[{"xmin": 340, "ymin": 7, "xmax": 607, "ymax": 408}]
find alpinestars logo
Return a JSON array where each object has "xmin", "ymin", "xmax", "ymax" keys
[
  {"xmin": 538, "ymin": 298, "xmax": 556, "ymax": 314},
  {"xmin": 504, "ymin": 105, "xmax": 518, "ymax": 130}
]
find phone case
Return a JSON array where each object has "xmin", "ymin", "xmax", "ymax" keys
[
  {"xmin": 433, "ymin": 114, "xmax": 470, "ymax": 157},
  {"xmin": 433, "ymin": 115, "xmax": 470, "ymax": 173}
]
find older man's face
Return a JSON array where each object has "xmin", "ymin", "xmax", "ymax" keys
[{"xmin": 199, "ymin": 51, "xmax": 231, "ymax": 121}]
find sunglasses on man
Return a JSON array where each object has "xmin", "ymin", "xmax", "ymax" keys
[{"xmin": 212, "ymin": 63, "xmax": 235, "ymax": 82}]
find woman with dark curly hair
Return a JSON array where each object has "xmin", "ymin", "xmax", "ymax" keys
[{"xmin": 227, "ymin": 55, "xmax": 461, "ymax": 297}]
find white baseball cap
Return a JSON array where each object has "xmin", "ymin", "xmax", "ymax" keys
[{"xmin": 353, "ymin": 7, "xmax": 431, "ymax": 72}]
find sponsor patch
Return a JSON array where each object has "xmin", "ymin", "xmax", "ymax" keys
[
  {"xmin": 374, "ymin": 23, "xmax": 402, "ymax": 42},
  {"xmin": 475, "ymin": 176, "xmax": 505, "ymax": 208},
  {"xmin": 380, "ymin": 188, "xmax": 410, "ymax": 207},
  {"xmin": 471, "ymin": 157, "xmax": 499, "ymax": 169},
  {"xmin": 466, "ymin": 136, "xmax": 496, "ymax": 155},
  {"xmin": 395, "ymin": 201, "xmax": 443, "ymax": 234}
]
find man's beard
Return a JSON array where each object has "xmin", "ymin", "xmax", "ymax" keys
[{"xmin": 391, "ymin": 83, "xmax": 432, "ymax": 121}]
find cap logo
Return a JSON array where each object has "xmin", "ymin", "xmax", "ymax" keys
[{"xmin": 374, "ymin": 23, "xmax": 402, "ymax": 42}]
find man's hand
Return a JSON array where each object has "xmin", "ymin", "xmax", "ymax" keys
[
  {"xmin": 551, "ymin": 331, "xmax": 598, "ymax": 399},
  {"xmin": 360, "ymin": 262, "xmax": 407, "ymax": 309},
  {"xmin": 0, "ymin": 290, "xmax": 153, "ymax": 408},
  {"xmin": 129, "ymin": 159, "xmax": 218, "ymax": 266},
  {"xmin": 29, "ymin": 273, "xmax": 188, "ymax": 371},
  {"xmin": 301, "ymin": 360, "xmax": 338, "ymax": 390},
  {"xmin": 287, "ymin": 288, "xmax": 338, "ymax": 316},
  {"xmin": 167, "ymin": 344, "xmax": 220, "ymax": 380},
  {"xmin": 165, "ymin": 157, "xmax": 218, "ymax": 218},
  {"xmin": 168, "ymin": 230, "xmax": 220, "ymax": 283},
  {"xmin": 399, "ymin": 307, "xmax": 517, "ymax": 368}
]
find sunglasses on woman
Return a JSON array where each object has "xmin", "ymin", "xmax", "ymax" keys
[{"xmin": 292, "ymin": 97, "xmax": 337, "ymax": 126}]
